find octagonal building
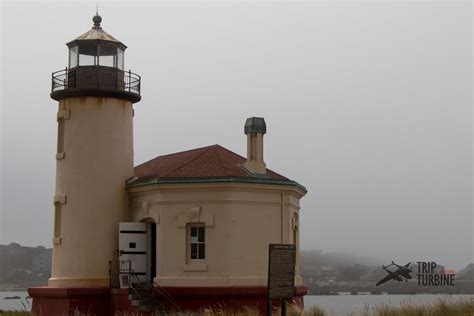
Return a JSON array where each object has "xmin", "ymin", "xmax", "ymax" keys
[{"xmin": 126, "ymin": 118, "xmax": 307, "ymax": 310}]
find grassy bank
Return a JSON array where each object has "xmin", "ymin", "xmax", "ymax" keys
[
  {"xmin": 360, "ymin": 298, "xmax": 474, "ymax": 316},
  {"xmin": 1, "ymin": 298, "xmax": 473, "ymax": 315}
]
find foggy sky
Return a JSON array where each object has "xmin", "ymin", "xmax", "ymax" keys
[{"xmin": 1, "ymin": 1, "xmax": 472, "ymax": 270}]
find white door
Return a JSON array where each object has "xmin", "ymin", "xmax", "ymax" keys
[{"xmin": 119, "ymin": 222, "xmax": 147, "ymax": 286}]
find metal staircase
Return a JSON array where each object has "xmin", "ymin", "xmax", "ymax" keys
[
  {"xmin": 110, "ymin": 260, "xmax": 181, "ymax": 314},
  {"xmin": 109, "ymin": 260, "xmax": 161, "ymax": 313},
  {"xmin": 129, "ymin": 277, "xmax": 160, "ymax": 312}
]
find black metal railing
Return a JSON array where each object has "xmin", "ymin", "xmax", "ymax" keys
[
  {"xmin": 153, "ymin": 279, "xmax": 181, "ymax": 311},
  {"xmin": 108, "ymin": 260, "xmax": 181, "ymax": 312},
  {"xmin": 52, "ymin": 66, "xmax": 141, "ymax": 96},
  {"xmin": 109, "ymin": 260, "xmax": 168, "ymax": 312},
  {"xmin": 109, "ymin": 259, "xmax": 133, "ymax": 289}
]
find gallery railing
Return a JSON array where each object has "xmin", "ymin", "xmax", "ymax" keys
[{"xmin": 52, "ymin": 66, "xmax": 141, "ymax": 96}]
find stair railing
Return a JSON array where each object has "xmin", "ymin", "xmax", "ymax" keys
[
  {"xmin": 127, "ymin": 266, "xmax": 161, "ymax": 312},
  {"xmin": 152, "ymin": 280, "xmax": 181, "ymax": 312},
  {"xmin": 109, "ymin": 260, "xmax": 180, "ymax": 312}
]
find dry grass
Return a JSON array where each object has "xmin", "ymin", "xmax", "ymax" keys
[
  {"xmin": 1, "ymin": 298, "xmax": 473, "ymax": 316},
  {"xmin": 303, "ymin": 306, "xmax": 326, "ymax": 316},
  {"xmin": 369, "ymin": 297, "xmax": 474, "ymax": 316}
]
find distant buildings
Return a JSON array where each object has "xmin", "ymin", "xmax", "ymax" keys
[
  {"xmin": 302, "ymin": 266, "xmax": 340, "ymax": 283},
  {"xmin": 32, "ymin": 252, "xmax": 52, "ymax": 273}
]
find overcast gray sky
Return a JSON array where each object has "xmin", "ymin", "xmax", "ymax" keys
[{"xmin": 1, "ymin": 1, "xmax": 472, "ymax": 271}]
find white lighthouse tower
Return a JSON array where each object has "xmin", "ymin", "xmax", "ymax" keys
[{"xmin": 29, "ymin": 14, "xmax": 141, "ymax": 315}]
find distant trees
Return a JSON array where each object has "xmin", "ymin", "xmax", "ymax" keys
[
  {"xmin": 0, "ymin": 243, "xmax": 51, "ymax": 288},
  {"xmin": 300, "ymin": 250, "xmax": 384, "ymax": 268},
  {"xmin": 338, "ymin": 264, "xmax": 369, "ymax": 281}
]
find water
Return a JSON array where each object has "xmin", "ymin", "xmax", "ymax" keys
[
  {"xmin": 0, "ymin": 291, "xmax": 472, "ymax": 314},
  {"xmin": 0, "ymin": 291, "xmax": 31, "ymax": 311}
]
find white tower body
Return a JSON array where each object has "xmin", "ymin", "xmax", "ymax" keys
[{"xmin": 49, "ymin": 14, "xmax": 141, "ymax": 287}]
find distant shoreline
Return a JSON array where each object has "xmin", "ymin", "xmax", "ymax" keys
[
  {"xmin": 1, "ymin": 289, "xmax": 474, "ymax": 295},
  {"xmin": 0, "ymin": 288, "xmax": 28, "ymax": 292}
]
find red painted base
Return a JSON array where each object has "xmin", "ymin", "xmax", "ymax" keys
[
  {"xmin": 29, "ymin": 285, "xmax": 307, "ymax": 315},
  {"xmin": 28, "ymin": 287, "xmax": 111, "ymax": 316},
  {"xmin": 154, "ymin": 285, "xmax": 307, "ymax": 314},
  {"xmin": 110, "ymin": 288, "xmax": 134, "ymax": 314}
]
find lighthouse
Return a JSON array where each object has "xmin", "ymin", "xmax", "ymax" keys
[
  {"xmin": 29, "ymin": 12, "xmax": 308, "ymax": 316},
  {"xmin": 29, "ymin": 14, "xmax": 141, "ymax": 315}
]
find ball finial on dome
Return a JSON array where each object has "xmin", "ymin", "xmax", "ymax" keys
[{"xmin": 93, "ymin": 14, "xmax": 102, "ymax": 27}]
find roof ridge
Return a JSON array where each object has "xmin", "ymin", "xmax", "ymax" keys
[
  {"xmin": 213, "ymin": 144, "xmax": 246, "ymax": 160},
  {"xmin": 156, "ymin": 145, "xmax": 216, "ymax": 159},
  {"xmin": 215, "ymin": 144, "xmax": 288, "ymax": 179},
  {"xmin": 214, "ymin": 145, "xmax": 247, "ymax": 175},
  {"xmin": 161, "ymin": 145, "xmax": 218, "ymax": 178}
]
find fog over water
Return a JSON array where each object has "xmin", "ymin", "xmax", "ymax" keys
[{"xmin": 1, "ymin": 1, "xmax": 472, "ymax": 271}]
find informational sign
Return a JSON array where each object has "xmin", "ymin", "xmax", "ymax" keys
[{"xmin": 267, "ymin": 244, "xmax": 296, "ymax": 299}]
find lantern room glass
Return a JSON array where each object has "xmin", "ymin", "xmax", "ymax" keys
[
  {"xmin": 117, "ymin": 48, "xmax": 124, "ymax": 70},
  {"xmin": 78, "ymin": 43, "xmax": 97, "ymax": 66},
  {"xmin": 68, "ymin": 46, "xmax": 78, "ymax": 68},
  {"xmin": 68, "ymin": 42, "xmax": 124, "ymax": 69},
  {"xmin": 98, "ymin": 44, "xmax": 116, "ymax": 67}
]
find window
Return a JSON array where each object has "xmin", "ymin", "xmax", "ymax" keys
[
  {"xmin": 78, "ymin": 43, "xmax": 98, "ymax": 66},
  {"xmin": 188, "ymin": 224, "xmax": 205, "ymax": 260},
  {"xmin": 98, "ymin": 44, "xmax": 117, "ymax": 67},
  {"xmin": 117, "ymin": 48, "xmax": 124, "ymax": 70},
  {"xmin": 54, "ymin": 202, "xmax": 61, "ymax": 238},
  {"xmin": 57, "ymin": 118, "xmax": 65, "ymax": 154},
  {"xmin": 69, "ymin": 46, "xmax": 78, "ymax": 68},
  {"xmin": 292, "ymin": 213, "xmax": 299, "ymax": 246}
]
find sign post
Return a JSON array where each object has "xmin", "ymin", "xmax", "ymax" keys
[{"xmin": 267, "ymin": 244, "xmax": 296, "ymax": 316}]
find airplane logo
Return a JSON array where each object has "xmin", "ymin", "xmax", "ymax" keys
[{"xmin": 376, "ymin": 261, "xmax": 412, "ymax": 286}]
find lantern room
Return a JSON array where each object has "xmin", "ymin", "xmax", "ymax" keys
[
  {"xmin": 66, "ymin": 14, "xmax": 126, "ymax": 70},
  {"xmin": 50, "ymin": 14, "xmax": 141, "ymax": 103}
]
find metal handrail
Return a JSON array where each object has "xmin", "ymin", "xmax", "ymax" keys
[
  {"xmin": 109, "ymin": 260, "xmax": 133, "ymax": 288},
  {"xmin": 109, "ymin": 260, "xmax": 180, "ymax": 312},
  {"xmin": 153, "ymin": 279, "xmax": 181, "ymax": 311},
  {"xmin": 51, "ymin": 67, "xmax": 141, "ymax": 95},
  {"xmin": 126, "ymin": 266, "xmax": 162, "ymax": 312},
  {"xmin": 109, "ymin": 260, "xmax": 164, "ymax": 312}
]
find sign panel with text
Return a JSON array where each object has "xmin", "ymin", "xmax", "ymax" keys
[{"xmin": 267, "ymin": 244, "xmax": 296, "ymax": 299}]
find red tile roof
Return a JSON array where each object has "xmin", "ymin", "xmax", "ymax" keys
[{"xmin": 134, "ymin": 145, "xmax": 289, "ymax": 181}]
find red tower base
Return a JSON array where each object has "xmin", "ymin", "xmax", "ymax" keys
[
  {"xmin": 29, "ymin": 285, "xmax": 307, "ymax": 315},
  {"xmin": 28, "ymin": 287, "xmax": 112, "ymax": 316}
]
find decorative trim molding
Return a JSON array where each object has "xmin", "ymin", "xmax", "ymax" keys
[
  {"xmin": 54, "ymin": 194, "xmax": 67, "ymax": 205},
  {"xmin": 57, "ymin": 109, "xmax": 70, "ymax": 120},
  {"xmin": 133, "ymin": 207, "xmax": 160, "ymax": 223},
  {"xmin": 183, "ymin": 263, "xmax": 208, "ymax": 272},
  {"xmin": 177, "ymin": 206, "xmax": 214, "ymax": 228},
  {"xmin": 128, "ymin": 176, "xmax": 307, "ymax": 193}
]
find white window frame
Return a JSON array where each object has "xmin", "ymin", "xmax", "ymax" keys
[{"xmin": 187, "ymin": 223, "xmax": 206, "ymax": 262}]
